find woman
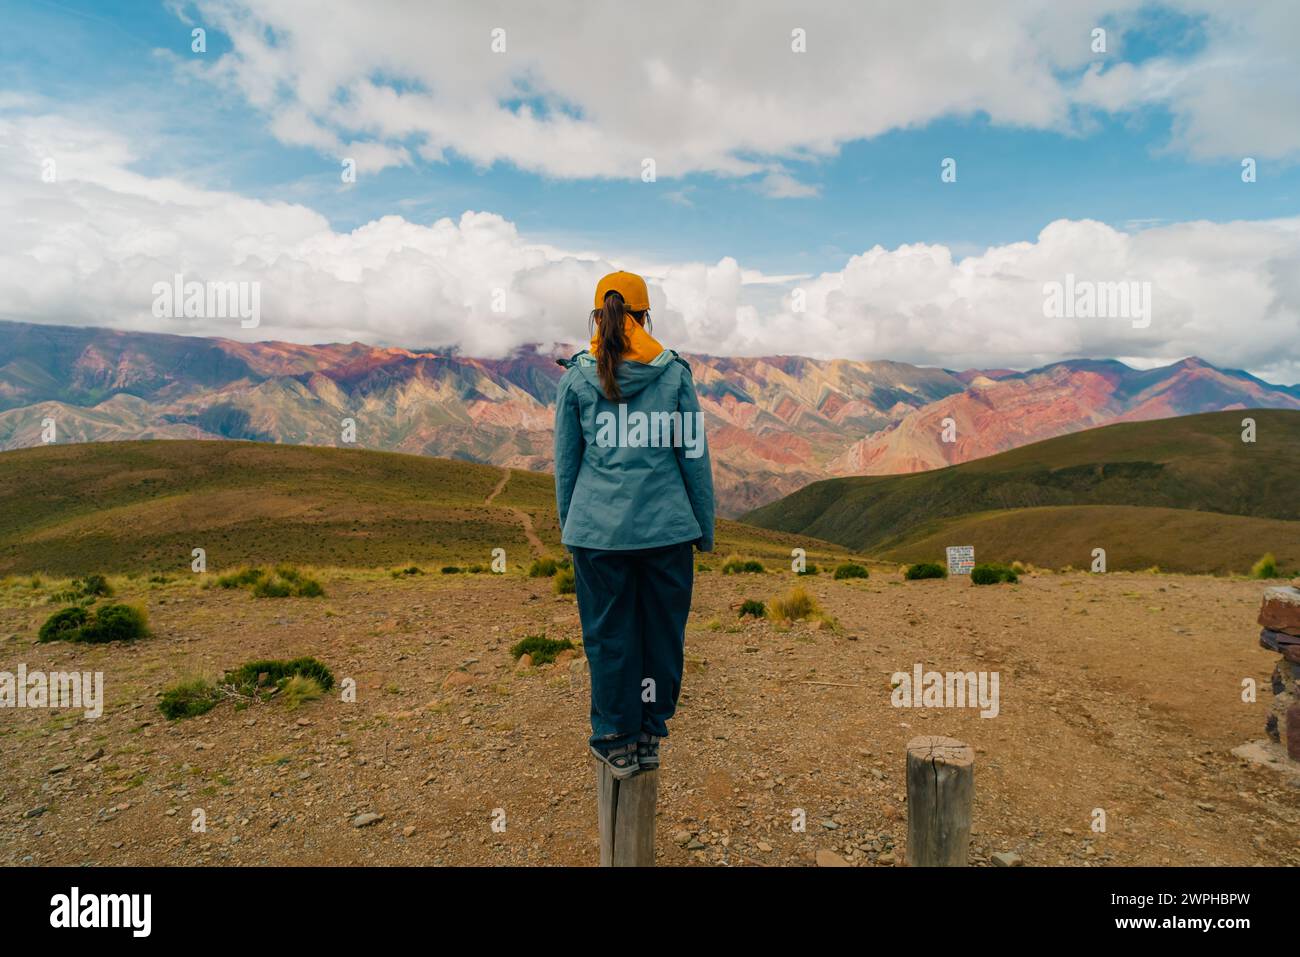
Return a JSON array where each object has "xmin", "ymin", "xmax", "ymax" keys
[{"xmin": 554, "ymin": 270, "xmax": 715, "ymax": 779}]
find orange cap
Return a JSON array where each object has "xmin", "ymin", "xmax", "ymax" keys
[{"xmin": 593, "ymin": 271, "xmax": 650, "ymax": 312}]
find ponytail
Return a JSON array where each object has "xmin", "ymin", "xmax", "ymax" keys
[{"xmin": 592, "ymin": 291, "xmax": 628, "ymax": 401}]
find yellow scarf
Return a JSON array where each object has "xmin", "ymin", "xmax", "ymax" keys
[{"xmin": 590, "ymin": 316, "xmax": 664, "ymax": 364}]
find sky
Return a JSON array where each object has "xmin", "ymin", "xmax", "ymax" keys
[{"xmin": 1, "ymin": 0, "xmax": 1298, "ymax": 381}]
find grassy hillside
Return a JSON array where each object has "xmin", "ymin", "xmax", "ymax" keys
[
  {"xmin": 878, "ymin": 504, "xmax": 1300, "ymax": 574},
  {"xmin": 744, "ymin": 409, "xmax": 1300, "ymax": 573},
  {"xmin": 0, "ymin": 440, "xmax": 851, "ymax": 575}
]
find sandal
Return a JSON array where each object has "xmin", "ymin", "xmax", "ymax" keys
[
  {"xmin": 591, "ymin": 741, "xmax": 640, "ymax": 779},
  {"xmin": 636, "ymin": 732, "xmax": 660, "ymax": 770}
]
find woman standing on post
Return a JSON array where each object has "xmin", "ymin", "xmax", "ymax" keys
[{"xmin": 554, "ymin": 271, "xmax": 715, "ymax": 778}]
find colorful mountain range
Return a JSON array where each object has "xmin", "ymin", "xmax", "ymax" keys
[{"xmin": 2, "ymin": 321, "xmax": 1297, "ymax": 516}]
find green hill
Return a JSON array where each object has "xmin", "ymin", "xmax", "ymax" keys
[
  {"xmin": 744, "ymin": 409, "xmax": 1300, "ymax": 574},
  {"xmin": 0, "ymin": 440, "xmax": 849, "ymax": 575},
  {"xmin": 877, "ymin": 504, "xmax": 1300, "ymax": 574}
]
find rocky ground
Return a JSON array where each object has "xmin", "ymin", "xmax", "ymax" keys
[{"xmin": 2, "ymin": 567, "xmax": 1297, "ymax": 866}]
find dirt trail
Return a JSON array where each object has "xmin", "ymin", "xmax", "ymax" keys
[{"xmin": 485, "ymin": 466, "xmax": 545, "ymax": 557}]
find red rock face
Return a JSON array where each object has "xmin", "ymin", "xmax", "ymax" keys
[
  {"xmin": 828, "ymin": 359, "xmax": 1300, "ymax": 477},
  {"xmin": 2, "ymin": 322, "xmax": 1298, "ymax": 516}
]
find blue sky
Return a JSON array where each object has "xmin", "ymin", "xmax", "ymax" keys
[
  {"xmin": 4, "ymin": 0, "xmax": 1293, "ymax": 273},
  {"xmin": 2, "ymin": 0, "xmax": 1298, "ymax": 380}
]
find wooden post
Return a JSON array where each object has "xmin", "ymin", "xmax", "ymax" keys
[
  {"xmin": 594, "ymin": 761, "xmax": 658, "ymax": 866},
  {"xmin": 906, "ymin": 735, "xmax": 974, "ymax": 867}
]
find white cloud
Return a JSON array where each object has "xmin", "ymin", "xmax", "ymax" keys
[
  {"xmin": 1, "ymin": 111, "xmax": 1298, "ymax": 382},
  {"xmin": 176, "ymin": 0, "xmax": 1300, "ymax": 190}
]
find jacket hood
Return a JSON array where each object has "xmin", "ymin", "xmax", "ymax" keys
[{"xmin": 557, "ymin": 349, "xmax": 680, "ymax": 400}]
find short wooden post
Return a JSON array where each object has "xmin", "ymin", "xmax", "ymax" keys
[
  {"xmin": 594, "ymin": 761, "xmax": 658, "ymax": 866},
  {"xmin": 906, "ymin": 735, "xmax": 974, "ymax": 866}
]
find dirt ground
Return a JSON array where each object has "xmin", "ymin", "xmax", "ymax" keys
[{"xmin": 2, "ymin": 568, "xmax": 1297, "ymax": 867}]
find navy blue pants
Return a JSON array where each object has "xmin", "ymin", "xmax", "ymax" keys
[{"xmin": 569, "ymin": 541, "xmax": 694, "ymax": 749}]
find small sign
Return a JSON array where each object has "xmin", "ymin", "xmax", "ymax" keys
[{"xmin": 946, "ymin": 545, "xmax": 975, "ymax": 576}]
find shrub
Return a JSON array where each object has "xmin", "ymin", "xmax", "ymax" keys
[
  {"xmin": 38, "ymin": 606, "xmax": 89, "ymax": 643},
  {"xmin": 252, "ymin": 577, "xmax": 293, "ymax": 598},
  {"xmin": 833, "ymin": 563, "xmax": 869, "ymax": 580},
  {"xmin": 159, "ymin": 678, "xmax": 219, "ymax": 720},
  {"xmin": 223, "ymin": 657, "xmax": 335, "ymax": 694},
  {"xmin": 246, "ymin": 567, "xmax": 324, "ymax": 598},
  {"xmin": 295, "ymin": 577, "xmax": 325, "ymax": 597},
  {"xmin": 770, "ymin": 586, "xmax": 821, "ymax": 621},
  {"xmin": 392, "ymin": 566, "xmax": 423, "ymax": 577},
  {"xmin": 796, "ymin": 564, "xmax": 819, "ymax": 576},
  {"xmin": 904, "ymin": 562, "xmax": 947, "ymax": 580},
  {"xmin": 1251, "ymin": 553, "xmax": 1280, "ymax": 579},
  {"xmin": 509, "ymin": 634, "xmax": 575, "ymax": 665},
  {"xmin": 722, "ymin": 556, "xmax": 765, "ymax": 574},
  {"xmin": 467, "ymin": 564, "xmax": 486, "ymax": 574},
  {"xmin": 441, "ymin": 566, "xmax": 462, "ymax": 574},
  {"xmin": 554, "ymin": 568, "xmax": 576, "ymax": 595},
  {"xmin": 50, "ymin": 573, "xmax": 115, "ymax": 603},
  {"xmin": 971, "ymin": 563, "xmax": 1018, "ymax": 585},
  {"xmin": 280, "ymin": 675, "xmax": 324, "ymax": 709},
  {"xmin": 217, "ymin": 567, "xmax": 265, "ymax": 588},
  {"xmin": 78, "ymin": 573, "xmax": 113, "ymax": 597},
  {"xmin": 738, "ymin": 599, "xmax": 766, "ymax": 618},
  {"xmin": 696, "ymin": 562, "xmax": 712, "ymax": 573},
  {"xmin": 80, "ymin": 603, "xmax": 150, "ymax": 643},
  {"xmin": 38, "ymin": 603, "xmax": 148, "ymax": 643},
  {"xmin": 528, "ymin": 557, "xmax": 559, "ymax": 578}
]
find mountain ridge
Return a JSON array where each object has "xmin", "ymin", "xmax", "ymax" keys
[{"xmin": 3, "ymin": 319, "xmax": 1298, "ymax": 515}]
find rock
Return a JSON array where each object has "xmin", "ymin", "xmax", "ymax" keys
[
  {"xmin": 876, "ymin": 851, "xmax": 896, "ymax": 865},
  {"xmin": 23, "ymin": 806, "xmax": 47, "ymax": 819},
  {"xmin": 554, "ymin": 649, "xmax": 577, "ymax": 665},
  {"xmin": 815, "ymin": 848, "xmax": 850, "ymax": 867},
  {"xmin": 441, "ymin": 670, "xmax": 475, "ymax": 691},
  {"xmin": 992, "ymin": 851, "xmax": 1023, "ymax": 867},
  {"xmin": 403, "ymin": 825, "xmax": 417, "ymax": 838},
  {"xmin": 352, "ymin": 812, "xmax": 384, "ymax": 828},
  {"xmin": 757, "ymin": 842, "xmax": 773, "ymax": 853},
  {"xmin": 1259, "ymin": 588, "xmax": 1300, "ymax": 635},
  {"xmin": 1261, "ymin": 628, "xmax": 1300, "ymax": 653},
  {"xmin": 48, "ymin": 764, "xmax": 69, "ymax": 775},
  {"xmin": 673, "ymin": 830, "xmax": 691, "ymax": 846},
  {"xmin": 517, "ymin": 654, "xmax": 534, "ymax": 669},
  {"xmin": 83, "ymin": 748, "xmax": 104, "ymax": 762},
  {"xmin": 1195, "ymin": 802, "xmax": 1216, "ymax": 813}
]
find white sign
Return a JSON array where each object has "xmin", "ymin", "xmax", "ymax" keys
[{"xmin": 946, "ymin": 545, "xmax": 975, "ymax": 576}]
